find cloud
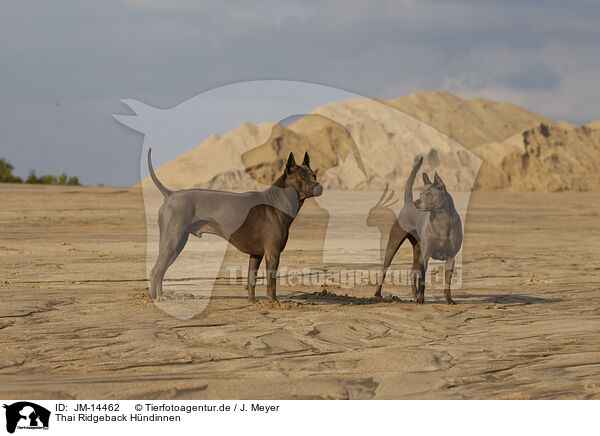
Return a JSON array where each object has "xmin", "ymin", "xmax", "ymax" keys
[{"xmin": 497, "ymin": 63, "xmax": 562, "ymax": 91}]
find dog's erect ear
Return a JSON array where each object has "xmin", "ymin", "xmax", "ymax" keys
[
  {"xmin": 433, "ymin": 172, "xmax": 445, "ymax": 188},
  {"xmin": 422, "ymin": 172, "xmax": 431, "ymax": 185},
  {"xmin": 303, "ymin": 152, "xmax": 311, "ymax": 168},
  {"xmin": 286, "ymin": 152, "xmax": 297, "ymax": 173}
]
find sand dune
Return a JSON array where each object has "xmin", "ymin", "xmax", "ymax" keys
[
  {"xmin": 140, "ymin": 94, "xmax": 483, "ymax": 192},
  {"xmin": 474, "ymin": 123, "xmax": 600, "ymax": 191},
  {"xmin": 384, "ymin": 90, "xmax": 552, "ymax": 149},
  {"xmin": 142, "ymin": 122, "xmax": 275, "ymax": 191},
  {"xmin": 555, "ymin": 120, "xmax": 577, "ymax": 130},
  {"xmin": 139, "ymin": 91, "xmax": 600, "ymax": 192}
]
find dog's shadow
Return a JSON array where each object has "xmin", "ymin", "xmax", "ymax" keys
[
  {"xmin": 456, "ymin": 293, "xmax": 564, "ymax": 305},
  {"xmin": 288, "ymin": 291, "xmax": 565, "ymax": 307},
  {"xmin": 289, "ymin": 289, "xmax": 404, "ymax": 305},
  {"xmin": 152, "ymin": 290, "xmax": 564, "ymax": 308}
]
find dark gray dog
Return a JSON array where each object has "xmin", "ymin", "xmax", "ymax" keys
[
  {"xmin": 375, "ymin": 156, "xmax": 462, "ymax": 304},
  {"xmin": 147, "ymin": 149, "xmax": 322, "ymax": 301}
]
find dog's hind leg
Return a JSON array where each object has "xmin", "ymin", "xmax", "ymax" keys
[
  {"xmin": 407, "ymin": 235, "xmax": 421, "ymax": 299},
  {"xmin": 150, "ymin": 224, "xmax": 189, "ymax": 299},
  {"xmin": 247, "ymin": 254, "xmax": 263, "ymax": 302},
  {"xmin": 444, "ymin": 257, "xmax": 456, "ymax": 305},
  {"xmin": 375, "ymin": 221, "xmax": 408, "ymax": 298}
]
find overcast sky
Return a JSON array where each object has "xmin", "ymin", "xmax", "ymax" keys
[{"xmin": 1, "ymin": 0, "xmax": 599, "ymax": 186}]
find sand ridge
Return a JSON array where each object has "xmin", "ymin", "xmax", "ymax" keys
[{"xmin": 139, "ymin": 91, "xmax": 600, "ymax": 193}]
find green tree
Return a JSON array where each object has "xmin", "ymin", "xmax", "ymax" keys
[
  {"xmin": 3, "ymin": 158, "xmax": 81, "ymax": 186},
  {"xmin": 26, "ymin": 169, "xmax": 39, "ymax": 184},
  {"xmin": 66, "ymin": 176, "xmax": 80, "ymax": 186},
  {"xmin": 0, "ymin": 158, "xmax": 23, "ymax": 183},
  {"xmin": 38, "ymin": 174, "xmax": 58, "ymax": 185}
]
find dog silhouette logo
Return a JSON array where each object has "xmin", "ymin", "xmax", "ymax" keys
[
  {"xmin": 3, "ymin": 402, "xmax": 50, "ymax": 434},
  {"xmin": 114, "ymin": 80, "xmax": 481, "ymax": 317}
]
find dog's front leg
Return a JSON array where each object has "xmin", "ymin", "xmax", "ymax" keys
[
  {"xmin": 265, "ymin": 253, "xmax": 280, "ymax": 302},
  {"xmin": 444, "ymin": 257, "xmax": 456, "ymax": 305},
  {"xmin": 247, "ymin": 254, "xmax": 263, "ymax": 302},
  {"xmin": 415, "ymin": 256, "xmax": 428, "ymax": 305}
]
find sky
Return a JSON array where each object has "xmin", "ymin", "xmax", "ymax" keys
[{"xmin": 1, "ymin": 0, "xmax": 599, "ymax": 186}]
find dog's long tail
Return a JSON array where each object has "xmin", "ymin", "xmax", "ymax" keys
[
  {"xmin": 147, "ymin": 148, "xmax": 172, "ymax": 198},
  {"xmin": 404, "ymin": 156, "xmax": 423, "ymax": 204}
]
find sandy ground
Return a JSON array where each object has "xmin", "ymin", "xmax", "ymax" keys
[{"xmin": 1, "ymin": 184, "xmax": 600, "ymax": 399}]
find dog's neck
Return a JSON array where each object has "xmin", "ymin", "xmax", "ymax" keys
[
  {"xmin": 427, "ymin": 193, "xmax": 457, "ymax": 221},
  {"xmin": 267, "ymin": 173, "xmax": 305, "ymax": 224},
  {"xmin": 272, "ymin": 173, "xmax": 288, "ymax": 189},
  {"xmin": 272, "ymin": 173, "xmax": 305, "ymax": 202}
]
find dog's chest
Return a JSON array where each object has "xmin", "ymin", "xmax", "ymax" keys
[
  {"xmin": 429, "ymin": 240, "xmax": 453, "ymax": 260},
  {"xmin": 424, "ymin": 220, "xmax": 461, "ymax": 260}
]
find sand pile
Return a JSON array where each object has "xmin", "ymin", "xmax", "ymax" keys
[
  {"xmin": 383, "ymin": 91, "xmax": 600, "ymax": 191},
  {"xmin": 139, "ymin": 91, "xmax": 600, "ymax": 192},
  {"xmin": 473, "ymin": 123, "xmax": 600, "ymax": 191},
  {"xmin": 140, "ymin": 122, "xmax": 275, "ymax": 191},
  {"xmin": 239, "ymin": 114, "xmax": 367, "ymax": 189},
  {"xmin": 308, "ymin": 97, "xmax": 481, "ymax": 190},
  {"xmin": 140, "ymin": 94, "xmax": 482, "ymax": 192},
  {"xmin": 384, "ymin": 90, "xmax": 552, "ymax": 149},
  {"xmin": 139, "ymin": 114, "xmax": 368, "ymax": 191}
]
